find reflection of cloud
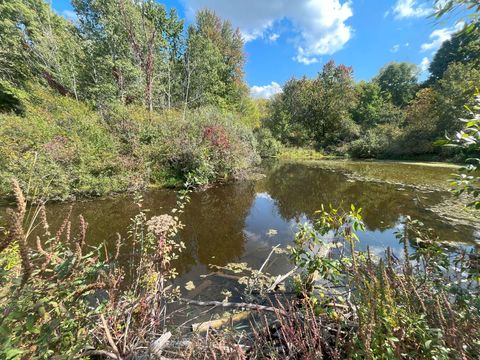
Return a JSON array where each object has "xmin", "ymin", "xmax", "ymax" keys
[
  {"xmin": 243, "ymin": 229, "xmax": 262, "ymax": 242},
  {"xmin": 256, "ymin": 192, "xmax": 273, "ymax": 200}
]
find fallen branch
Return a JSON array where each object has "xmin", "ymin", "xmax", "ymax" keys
[
  {"xmin": 150, "ymin": 331, "xmax": 172, "ymax": 356},
  {"xmin": 180, "ymin": 298, "xmax": 287, "ymax": 316},
  {"xmin": 258, "ymin": 244, "xmax": 280, "ymax": 274},
  {"xmin": 100, "ymin": 314, "xmax": 122, "ymax": 359},
  {"xmin": 267, "ymin": 266, "xmax": 298, "ymax": 291}
]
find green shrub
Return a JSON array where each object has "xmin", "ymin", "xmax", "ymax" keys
[
  {"xmin": 0, "ymin": 87, "xmax": 259, "ymax": 200},
  {"xmin": 254, "ymin": 128, "xmax": 281, "ymax": 158},
  {"xmin": 0, "ymin": 85, "xmax": 135, "ymax": 200},
  {"xmin": 349, "ymin": 124, "xmax": 402, "ymax": 158},
  {"xmin": 154, "ymin": 107, "xmax": 260, "ymax": 186}
]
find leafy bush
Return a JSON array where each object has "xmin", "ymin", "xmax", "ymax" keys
[
  {"xmin": 349, "ymin": 124, "xmax": 402, "ymax": 158},
  {"xmin": 0, "ymin": 86, "xmax": 135, "ymax": 201},
  {"xmin": 105, "ymin": 105, "xmax": 260, "ymax": 187},
  {"xmin": 0, "ymin": 88, "xmax": 259, "ymax": 200},
  {"xmin": 254, "ymin": 128, "xmax": 281, "ymax": 158},
  {"xmin": 449, "ymin": 92, "xmax": 480, "ymax": 208}
]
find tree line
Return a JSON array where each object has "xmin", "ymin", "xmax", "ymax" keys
[
  {"xmin": 263, "ymin": 25, "xmax": 480, "ymax": 159},
  {"xmin": 0, "ymin": 0, "xmax": 265, "ymax": 200},
  {"xmin": 0, "ymin": 0, "xmax": 251, "ymax": 115}
]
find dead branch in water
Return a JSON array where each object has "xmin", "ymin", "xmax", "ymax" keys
[{"xmin": 180, "ymin": 298, "xmax": 287, "ymax": 316}]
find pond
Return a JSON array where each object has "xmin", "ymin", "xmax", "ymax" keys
[{"xmin": 1, "ymin": 160, "xmax": 479, "ymax": 298}]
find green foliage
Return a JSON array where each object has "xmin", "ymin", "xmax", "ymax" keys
[
  {"xmin": 448, "ymin": 93, "xmax": 480, "ymax": 208},
  {"xmin": 264, "ymin": 81, "xmax": 314, "ymax": 146},
  {"xmin": 0, "ymin": 86, "xmax": 258, "ymax": 201},
  {"xmin": 0, "ymin": 0, "xmax": 259, "ymax": 200},
  {"xmin": 352, "ymin": 81, "xmax": 404, "ymax": 128},
  {"xmin": 349, "ymin": 123, "xmax": 403, "ymax": 158},
  {"xmin": 265, "ymin": 61, "xmax": 359, "ymax": 150},
  {"xmin": 184, "ymin": 9, "xmax": 246, "ymax": 112},
  {"xmin": 395, "ymin": 88, "xmax": 440, "ymax": 157},
  {"xmin": 433, "ymin": 0, "xmax": 480, "ymax": 30},
  {"xmin": 0, "ymin": 0, "xmax": 248, "ymax": 113},
  {"xmin": 434, "ymin": 62, "xmax": 480, "ymax": 136},
  {"xmin": 254, "ymin": 128, "xmax": 281, "ymax": 158},
  {"xmin": 103, "ymin": 104, "xmax": 259, "ymax": 188},
  {"xmin": 285, "ymin": 206, "xmax": 480, "ymax": 359},
  {"xmin": 374, "ymin": 62, "xmax": 419, "ymax": 108},
  {"xmin": 429, "ymin": 26, "xmax": 480, "ymax": 82},
  {"xmin": 0, "ymin": 85, "xmax": 132, "ymax": 201},
  {"xmin": 289, "ymin": 204, "xmax": 364, "ymax": 293},
  {"xmin": 264, "ymin": 40, "xmax": 480, "ymax": 161},
  {"xmin": 277, "ymin": 147, "xmax": 325, "ymax": 160}
]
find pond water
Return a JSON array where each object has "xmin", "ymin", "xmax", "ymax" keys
[{"xmin": 1, "ymin": 160, "xmax": 479, "ymax": 299}]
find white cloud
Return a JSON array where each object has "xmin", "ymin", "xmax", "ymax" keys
[
  {"xmin": 182, "ymin": 0, "xmax": 353, "ymax": 65},
  {"xmin": 268, "ymin": 33, "xmax": 280, "ymax": 42},
  {"xmin": 419, "ymin": 57, "xmax": 430, "ymax": 72},
  {"xmin": 391, "ymin": 0, "xmax": 431, "ymax": 19},
  {"xmin": 421, "ymin": 22, "xmax": 464, "ymax": 52},
  {"xmin": 294, "ymin": 47, "xmax": 320, "ymax": 64},
  {"xmin": 250, "ymin": 82, "xmax": 282, "ymax": 99},
  {"xmin": 390, "ymin": 44, "xmax": 400, "ymax": 53}
]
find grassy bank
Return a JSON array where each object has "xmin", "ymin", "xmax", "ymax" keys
[
  {"xmin": 0, "ymin": 86, "xmax": 259, "ymax": 201},
  {"xmin": 277, "ymin": 147, "xmax": 326, "ymax": 160}
]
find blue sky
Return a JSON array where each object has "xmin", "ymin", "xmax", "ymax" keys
[{"xmin": 52, "ymin": 0, "xmax": 462, "ymax": 98}]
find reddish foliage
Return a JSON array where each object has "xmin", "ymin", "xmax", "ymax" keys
[
  {"xmin": 202, "ymin": 125, "xmax": 230, "ymax": 150},
  {"xmin": 43, "ymin": 135, "xmax": 75, "ymax": 163}
]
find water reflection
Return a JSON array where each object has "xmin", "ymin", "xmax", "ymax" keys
[{"xmin": 0, "ymin": 161, "xmax": 477, "ymax": 281}]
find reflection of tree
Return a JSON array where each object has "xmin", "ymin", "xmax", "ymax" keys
[
  {"xmin": 261, "ymin": 162, "xmax": 475, "ymax": 243},
  {"xmin": 181, "ymin": 181, "xmax": 256, "ymax": 268},
  {"xmin": 15, "ymin": 161, "xmax": 477, "ymax": 281},
  {"xmin": 32, "ymin": 183, "xmax": 256, "ymax": 275}
]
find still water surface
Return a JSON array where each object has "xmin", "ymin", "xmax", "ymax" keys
[{"xmin": 2, "ymin": 160, "xmax": 478, "ymax": 295}]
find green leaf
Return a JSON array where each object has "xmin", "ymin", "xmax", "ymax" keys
[{"xmin": 5, "ymin": 348, "xmax": 23, "ymax": 360}]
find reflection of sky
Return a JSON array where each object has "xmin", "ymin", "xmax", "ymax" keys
[
  {"xmin": 243, "ymin": 192, "xmax": 411, "ymax": 261},
  {"xmin": 244, "ymin": 193, "xmax": 303, "ymax": 247}
]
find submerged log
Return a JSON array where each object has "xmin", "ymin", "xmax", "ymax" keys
[{"xmin": 191, "ymin": 311, "xmax": 250, "ymax": 333}]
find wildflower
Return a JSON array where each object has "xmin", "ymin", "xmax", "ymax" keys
[{"xmin": 146, "ymin": 214, "xmax": 176, "ymax": 237}]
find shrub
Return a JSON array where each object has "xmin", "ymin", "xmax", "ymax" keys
[
  {"xmin": 349, "ymin": 124, "xmax": 402, "ymax": 158},
  {"xmin": 0, "ymin": 85, "xmax": 135, "ymax": 201},
  {"xmin": 144, "ymin": 107, "xmax": 260, "ymax": 186},
  {"xmin": 0, "ymin": 88, "xmax": 260, "ymax": 200},
  {"xmin": 254, "ymin": 128, "xmax": 281, "ymax": 158}
]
